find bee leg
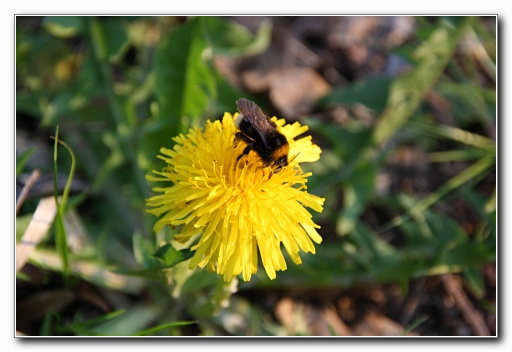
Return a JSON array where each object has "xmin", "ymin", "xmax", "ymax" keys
[
  {"xmin": 234, "ymin": 144, "xmax": 254, "ymax": 171},
  {"xmin": 235, "ymin": 131, "xmax": 253, "ymax": 144},
  {"xmin": 235, "ymin": 131, "xmax": 254, "ymax": 160},
  {"xmin": 237, "ymin": 144, "xmax": 253, "ymax": 162}
]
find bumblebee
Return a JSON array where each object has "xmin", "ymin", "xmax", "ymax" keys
[{"xmin": 235, "ymin": 98, "xmax": 290, "ymax": 171}]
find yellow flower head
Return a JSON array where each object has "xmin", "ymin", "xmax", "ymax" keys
[{"xmin": 146, "ymin": 101, "xmax": 324, "ymax": 282}]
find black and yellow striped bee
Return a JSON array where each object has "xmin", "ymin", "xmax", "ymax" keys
[{"xmin": 235, "ymin": 98, "xmax": 290, "ymax": 171}]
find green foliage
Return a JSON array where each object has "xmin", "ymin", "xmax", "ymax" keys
[
  {"xmin": 153, "ymin": 18, "xmax": 216, "ymax": 128},
  {"xmin": 295, "ymin": 16, "xmax": 496, "ymax": 297},
  {"xmin": 16, "ymin": 15, "xmax": 273, "ymax": 336},
  {"xmin": 16, "ymin": 16, "xmax": 495, "ymax": 336},
  {"xmin": 373, "ymin": 17, "xmax": 473, "ymax": 145},
  {"xmin": 43, "ymin": 16, "xmax": 85, "ymax": 38},
  {"xmin": 321, "ymin": 75, "xmax": 392, "ymax": 112}
]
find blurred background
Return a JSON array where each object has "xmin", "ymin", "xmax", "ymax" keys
[{"xmin": 15, "ymin": 16, "xmax": 496, "ymax": 336}]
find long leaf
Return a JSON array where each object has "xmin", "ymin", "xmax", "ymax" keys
[
  {"xmin": 52, "ymin": 126, "xmax": 77, "ymax": 278},
  {"xmin": 52, "ymin": 126, "xmax": 69, "ymax": 277},
  {"xmin": 384, "ymin": 155, "xmax": 495, "ymax": 231},
  {"xmin": 133, "ymin": 320, "xmax": 196, "ymax": 336},
  {"xmin": 153, "ymin": 17, "xmax": 215, "ymax": 129},
  {"xmin": 373, "ymin": 17, "xmax": 471, "ymax": 145}
]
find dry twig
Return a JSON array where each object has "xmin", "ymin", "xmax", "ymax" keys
[{"xmin": 441, "ymin": 274, "xmax": 490, "ymax": 336}]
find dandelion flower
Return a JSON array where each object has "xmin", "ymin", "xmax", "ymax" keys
[{"xmin": 146, "ymin": 100, "xmax": 324, "ymax": 282}]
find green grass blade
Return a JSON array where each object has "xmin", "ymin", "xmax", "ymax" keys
[
  {"xmin": 52, "ymin": 126, "xmax": 77, "ymax": 278},
  {"xmin": 409, "ymin": 120, "xmax": 495, "ymax": 152},
  {"xmin": 57, "ymin": 310, "xmax": 126, "ymax": 336},
  {"xmin": 133, "ymin": 320, "xmax": 196, "ymax": 336},
  {"xmin": 410, "ymin": 156, "xmax": 494, "ymax": 217},
  {"xmin": 374, "ymin": 17, "xmax": 471, "ymax": 145},
  {"xmin": 57, "ymin": 141, "xmax": 76, "ymax": 207},
  {"xmin": 53, "ymin": 126, "xmax": 69, "ymax": 277},
  {"xmin": 16, "ymin": 147, "xmax": 35, "ymax": 176},
  {"xmin": 86, "ymin": 305, "xmax": 160, "ymax": 336},
  {"xmin": 427, "ymin": 149, "xmax": 489, "ymax": 163},
  {"xmin": 402, "ymin": 315, "xmax": 428, "ymax": 336},
  {"xmin": 384, "ymin": 155, "xmax": 495, "ymax": 231}
]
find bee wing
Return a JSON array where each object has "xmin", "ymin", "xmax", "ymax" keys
[{"xmin": 236, "ymin": 98, "xmax": 277, "ymax": 145}]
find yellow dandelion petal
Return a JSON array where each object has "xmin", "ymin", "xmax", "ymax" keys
[{"xmin": 146, "ymin": 102, "xmax": 325, "ymax": 282}]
